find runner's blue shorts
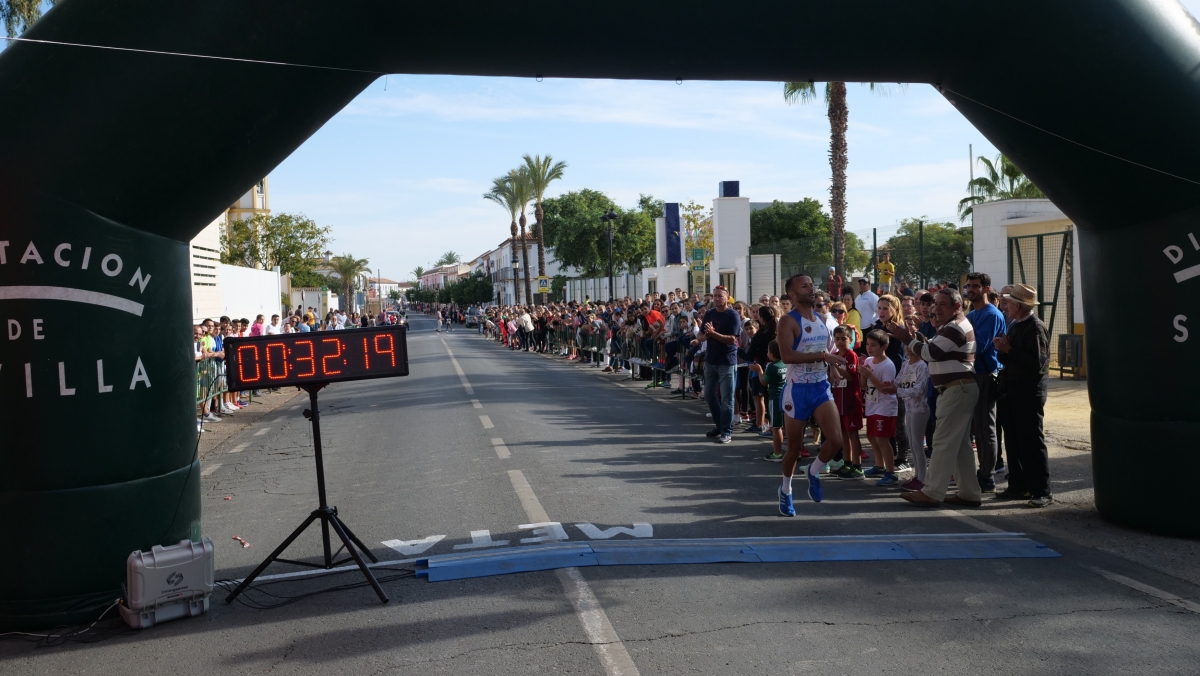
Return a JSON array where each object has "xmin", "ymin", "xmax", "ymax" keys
[{"xmin": 782, "ymin": 381, "xmax": 833, "ymax": 420}]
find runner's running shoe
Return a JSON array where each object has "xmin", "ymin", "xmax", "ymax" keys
[
  {"xmin": 805, "ymin": 463, "xmax": 823, "ymax": 502},
  {"xmin": 836, "ymin": 464, "xmax": 857, "ymax": 479},
  {"xmin": 877, "ymin": 472, "xmax": 899, "ymax": 487},
  {"xmin": 863, "ymin": 466, "xmax": 886, "ymax": 477},
  {"xmin": 778, "ymin": 486, "xmax": 795, "ymax": 516},
  {"xmin": 764, "ymin": 451, "xmax": 784, "ymax": 462}
]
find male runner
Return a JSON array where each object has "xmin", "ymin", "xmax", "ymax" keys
[{"xmin": 775, "ymin": 274, "xmax": 847, "ymax": 516}]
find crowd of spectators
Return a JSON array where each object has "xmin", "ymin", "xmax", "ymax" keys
[{"xmin": 456, "ymin": 268, "xmax": 1053, "ymax": 510}]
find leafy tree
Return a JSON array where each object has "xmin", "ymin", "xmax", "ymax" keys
[
  {"xmin": 957, "ymin": 154, "xmax": 1045, "ymax": 221},
  {"xmin": 328, "ymin": 254, "xmax": 371, "ymax": 311},
  {"xmin": 444, "ymin": 271, "xmax": 495, "ymax": 305},
  {"xmin": 883, "ymin": 218, "xmax": 973, "ymax": 287},
  {"xmin": 220, "ymin": 212, "xmax": 331, "ymax": 277},
  {"xmin": 522, "ymin": 154, "xmax": 568, "ymax": 303},
  {"xmin": 290, "ymin": 270, "xmax": 328, "ymax": 289},
  {"xmin": 784, "ymin": 81, "xmax": 904, "ymax": 277},
  {"xmin": 2, "ymin": 0, "xmax": 52, "ymax": 37},
  {"xmin": 388, "ymin": 289, "xmax": 401, "ymax": 302},
  {"xmin": 540, "ymin": 189, "xmax": 655, "ymax": 279},
  {"xmin": 435, "ymin": 251, "xmax": 461, "ymax": 266},
  {"xmin": 681, "ymin": 201, "xmax": 713, "ymax": 267},
  {"xmin": 750, "ymin": 199, "xmax": 832, "ymax": 244}
]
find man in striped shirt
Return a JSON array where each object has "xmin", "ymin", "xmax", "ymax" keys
[{"xmin": 886, "ymin": 288, "xmax": 982, "ymax": 507}]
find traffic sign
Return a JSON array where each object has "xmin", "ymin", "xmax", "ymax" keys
[
  {"xmin": 691, "ymin": 248, "xmax": 706, "ymax": 262},
  {"xmin": 537, "ymin": 276, "xmax": 550, "ymax": 293},
  {"xmin": 691, "ymin": 265, "xmax": 705, "ymax": 272}
]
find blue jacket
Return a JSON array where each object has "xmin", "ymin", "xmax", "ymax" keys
[{"xmin": 967, "ymin": 303, "xmax": 1006, "ymax": 374}]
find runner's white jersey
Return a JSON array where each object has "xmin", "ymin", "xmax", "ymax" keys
[{"xmin": 786, "ymin": 309, "xmax": 835, "ymax": 384}]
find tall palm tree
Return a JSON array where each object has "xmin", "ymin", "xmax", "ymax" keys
[
  {"xmin": 957, "ymin": 154, "xmax": 1045, "ymax": 221},
  {"xmin": 522, "ymin": 154, "xmax": 568, "ymax": 304},
  {"xmin": 510, "ymin": 168, "xmax": 534, "ymax": 306},
  {"xmin": 329, "ymin": 254, "xmax": 371, "ymax": 311},
  {"xmin": 784, "ymin": 81, "xmax": 903, "ymax": 278},
  {"xmin": 484, "ymin": 173, "xmax": 529, "ymax": 304},
  {"xmin": 411, "ymin": 265, "xmax": 426, "ymax": 283}
]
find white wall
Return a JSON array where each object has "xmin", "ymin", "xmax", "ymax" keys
[
  {"xmin": 189, "ymin": 217, "xmax": 224, "ymax": 323},
  {"xmin": 712, "ymin": 197, "xmax": 751, "ymax": 291},
  {"xmin": 219, "ymin": 264, "xmax": 282, "ymax": 321}
]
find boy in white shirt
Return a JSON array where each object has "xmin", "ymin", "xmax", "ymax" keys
[
  {"xmin": 861, "ymin": 329, "xmax": 899, "ymax": 486},
  {"xmin": 895, "ymin": 341, "xmax": 931, "ymax": 491}
]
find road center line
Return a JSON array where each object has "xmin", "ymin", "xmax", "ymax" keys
[
  {"xmin": 201, "ymin": 463, "xmax": 222, "ymax": 477},
  {"xmin": 471, "ymin": 399, "xmax": 483, "ymax": 409},
  {"xmin": 441, "ymin": 338, "xmax": 475, "ymax": 395},
  {"xmin": 480, "ymin": 415, "xmax": 494, "ymax": 429},
  {"xmin": 253, "ymin": 428, "xmax": 269, "ymax": 436},
  {"xmin": 1090, "ymin": 567, "xmax": 1200, "ymax": 614},
  {"xmin": 507, "ymin": 470, "xmax": 639, "ymax": 676},
  {"xmin": 491, "ymin": 438, "xmax": 511, "ymax": 459},
  {"xmin": 228, "ymin": 442, "xmax": 249, "ymax": 454}
]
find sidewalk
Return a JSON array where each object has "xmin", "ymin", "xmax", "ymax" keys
[
  {"xmin": 499, "ymin": 338, "xmax": 1200, "ymax": 588},
  {"xmin": 198, "ymin": 389, "xmax": 303, "ymax": 460}
]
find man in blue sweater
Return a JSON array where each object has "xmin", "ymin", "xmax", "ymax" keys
[{"xmin": 964, "ymin": 272, "xmax": 1006, "ymax": 493}]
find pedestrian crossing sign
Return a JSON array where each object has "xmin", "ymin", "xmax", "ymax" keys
[{"xmin": 537, "ymin": 276, "xmax": 550, "ymax": 293}]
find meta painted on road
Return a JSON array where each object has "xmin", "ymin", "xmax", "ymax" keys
[{"xmin": 382, "ymin": 522, "xmax": 653, "ymax": 556}]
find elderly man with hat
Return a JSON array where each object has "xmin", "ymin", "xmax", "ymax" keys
[{"xmin": 993, "ymin": 283, "xmax": 1052, "ymax": 507}]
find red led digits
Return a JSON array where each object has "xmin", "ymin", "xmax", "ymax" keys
[
  {"xmin": 321, "ymin": 338, "xmax": 343, "ymax": 375},
  {"xmin": 265, "ymin": 342, "xmax": 289, "ymax": 380},
  {"xmin": 294, "ymin": 339, "xmax": 316, "ymax": 377},
  {"xmin": 237, "ymin": 344, "xmax": 261, "ymax": 383},
  {"xmin": 374, "ymin": 333, "xmax": 397, "ymax": 367},
  {"xmin": 361, "ymin": 337, "xmax": 371, "ymax": 369}
]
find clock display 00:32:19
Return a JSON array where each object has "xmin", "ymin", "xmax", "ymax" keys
[{"xmin": 226, "ymin": 328, "xmax": 408, "ymax": 390}]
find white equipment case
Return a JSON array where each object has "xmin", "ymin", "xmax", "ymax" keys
[{"xmin": 120, "ymin": 537, "xmax": 215, "ymax": 629}]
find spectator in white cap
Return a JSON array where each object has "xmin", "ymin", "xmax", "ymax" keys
[{"xmin": 854, "ymin": 277, "xmax": 879, "ymax": 329}]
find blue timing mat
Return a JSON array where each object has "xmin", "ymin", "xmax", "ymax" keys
[{"xmin": 414, "ymin": 533, "xmax": 1060, "ymax": 582}]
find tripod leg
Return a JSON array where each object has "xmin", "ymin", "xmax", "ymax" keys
[
  {"xmin": 224, "ymin": 511, "xmax": 321, "ymax": 604},
  {"xmin": 320, "ymin": 516, "xmax": 333, "ymax": 568},
  {"xmin": 335, "ymin": 518, "xmax": 380, "ymax": 563},
  {"xmin": 327, "ymin": 515, "xmax": 389, "ymax": 603}
]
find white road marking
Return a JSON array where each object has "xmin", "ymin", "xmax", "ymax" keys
[
  {"xmin": 228, "ymin": 442, "xmax": 249, "ymax": 454},
  {"xmin": 381, "ymin": 535, "xmax": 446, "ymax": 556},
  {"xmin": 452, "ymin": 529, "xmax": 510, "ymax": 550},
  {"xmin": 491, "ymin": 437, "xmax": 511, "ymax": 459},
  {"xmin": 941, "ymin": 510, "xmax": 1006, "ymax": 533},
  {"xmin": 576, "ymin": 523, "xmax": 654, "ymax": 539},
  {"xmin": 253, "ymin": 428, "xmax": 269, "ymax": 436},
  {"xmin": 471, "ymin": 399, "xmax": 483, "ymax": 409},
  {"xmin": 441, "ymin": 338, "xmax": 476, "ymax": 395},
  {"xmin": 1091, "ymin": 567, "xmax": 1200, "ymax": 614},
  {"xmin": 201, "ymin": 463, "xmax": 222, "ymax": 477},
  {"xmin": 508, "ymin": 470, "xmax": 640, "ymax": 676},
  {"xmin": 480, "ymin": 415, "xmax": 494, "ymax": 429},
  {"xmin": 518, "ymin": 522, "xmax": 569, "ymax": 543}
]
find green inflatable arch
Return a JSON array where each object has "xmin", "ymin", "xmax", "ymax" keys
[{"xmin": 2, "ymin": 0, "xmax": 1199, "ymax": 628}]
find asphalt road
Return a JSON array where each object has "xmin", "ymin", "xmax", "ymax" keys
[{"xmin": 4, "ymin": 313, "xmax": 1199, "ymax": 674}]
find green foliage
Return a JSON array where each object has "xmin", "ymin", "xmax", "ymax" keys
[
  {"xmin": 750, "ymin": 199, "xmax": 831, "ymax": 244},
  {"xmin": 443, "ymin": 272, "xmax": 495, "ymax": 305},
  {"xmin": 883, "ymin": 218, "xmax": 973, "ymax": 286},
  {"xmin": 387, "ymin": 289, "xmax": 402, "ymax": 301},
  {"xmin": 680, "ymin": 201, "xmax": 713, "ymax": 266},
  {"xmin": 550, "ymin": 274, "xmax": 568, "ymax": 302},
  {"xmin": 2, "ymin": 0, "xmax": 53, "ymax": 37},
  {"xmin": 220, "ymin": 212, "xmax": 331, "ymax": 276},
  {"xmin": 435, "ymin": 251, "xmax": 461, "ymax": 266},
  {"xmin": 328, "ymin": 254, "xmax": 370, "ymax": 308},
  {"xmin": 958, "ymin": 154, "xmax": 1045, "ymax": 221},
  {"xmin": 411, "ymin": 265, "xmax": 426, "ymax": 282},
  {"xmin": 540, "ymin": 189, "xmax": 655, "ymax": 277},
  {"xmin": 290, "ymin": 270, "xmax": 327, "ymax": 289},
  {"xmin": 406, "ymin": 286, "xmax": 437, "ymax": 303}
]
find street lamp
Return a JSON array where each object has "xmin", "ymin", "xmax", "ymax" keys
[
  {"xmin": 600, "ymin": 209, "xmax": 618, "ymax": 301},
  {"xmin": 511, "ymin": 255, "xmax": 520, "ymax": 305}
]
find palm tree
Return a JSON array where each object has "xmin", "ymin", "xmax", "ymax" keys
[
  {"xmin": 522, "ymin": 154, "xmax": 568, "ymax": 304},
  {"xmin": 329, "ymin": 254, "xmax": 371, "ymax": 312},
  {"xmin": 484, "ymin": 171, "xmax": 528, "ymax": 303},
  {"xmin": 435, "ymin": 251, "xmax": 461, "ymax": 266},
  {"xmin": 957, "ymin": 154, "xmax": 1045, "ymax": 221},
  {"xmin": 411, "ymin": 265, "xmax": 426, "ymax": 283},
  {"xmin": 784, "ymin": 81, "xmax": 903, "ymax": 278}
]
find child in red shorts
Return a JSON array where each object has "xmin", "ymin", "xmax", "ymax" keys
[
  {"xmin": 861, "ymin": 329, "xmax": 899, "ymax": 486},
  {"xmin": 830, "ymin": 325, "xmax": 865, "ymax": 479}
]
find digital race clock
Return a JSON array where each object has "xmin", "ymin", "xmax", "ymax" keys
[{"xmin": 224, "ymin": 325, "xmax": 409, "ymax": 391}]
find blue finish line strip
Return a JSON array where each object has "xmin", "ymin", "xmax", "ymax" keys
[{"xmin": 414, "ymin": 533, "xmax": 1060, "ymax": 582}]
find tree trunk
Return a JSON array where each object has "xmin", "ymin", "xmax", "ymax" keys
[
  {"xmin": 827, "ymin": 81, "xmax": 848, "ymax": 283},
  {"xmin": 519, "ymin": 212, "xmax": 533, "ymax": 306},
  {"xmin": 510, "ymin": 220, "xmax": 521, "ymax": 304},
  {"xmin": 535, "ymin": 200, "xmax": 547, "ymax": 305}
]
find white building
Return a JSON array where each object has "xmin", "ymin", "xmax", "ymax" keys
[
  {"xmin": 468, "ymin": 236, "xmax": 566, "ymax": 305},
  {"xmin": 419, "ymin": 264, "xmax": 471, "ymax": 290},
  {"xmin": 972, "ymin": 198, "xmax": 1085, "ymax": 368}
]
